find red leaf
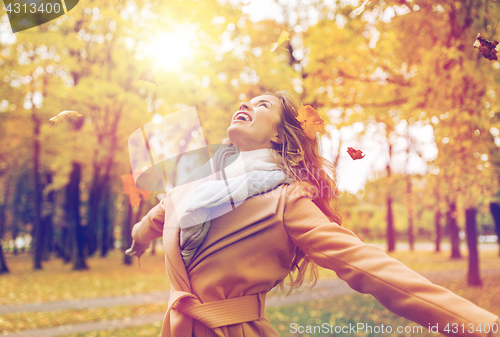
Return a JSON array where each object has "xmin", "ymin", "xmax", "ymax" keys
[{"xmin": 347, "ymin": 147, "xmax": 365, "ymax": 160}]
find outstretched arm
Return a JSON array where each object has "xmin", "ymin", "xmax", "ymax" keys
[
  {"xmin": 125, "ymin": 196, "xmax": 167, "ymax": 259},
  {"xmin": 132, "ymin": 196, "xmax": 167, "ymax": 244},
  {"xmin": 283, "ymin": 185, "xmax": 499, "ymax": 337}
]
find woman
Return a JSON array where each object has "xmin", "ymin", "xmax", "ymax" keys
[{"xmin": 126, "ymin": 91, "xmax": 500, "ymax": 337}]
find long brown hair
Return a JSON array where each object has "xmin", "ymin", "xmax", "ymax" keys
[
  {"xmin": 225, "ymin": 90, "xmax": 342, "ymax": 294},
  {"xmin": 265, "ymin": 90, "xmax": 342, "ymax": 294}
]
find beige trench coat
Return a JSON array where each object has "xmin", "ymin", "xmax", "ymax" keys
[{"xmin": 131, "ymin": 182, "xmax": 499, "ymax": 337}]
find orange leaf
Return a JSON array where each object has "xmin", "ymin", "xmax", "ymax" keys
[
  {"xmin": 296, "ymin": 105, "xmax": 325, "ymax": 139},
  {"xmin": 347, "ymin": 147, "xmax": 365, "ymax": 160},
  {"xmin": 120, "ymin": 174, "xmax": 149, "ymax": 208}
]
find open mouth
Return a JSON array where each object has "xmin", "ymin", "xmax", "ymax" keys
[{"xmin": 234, "ymin": 111, "xmax": 252, "ymax": 122}]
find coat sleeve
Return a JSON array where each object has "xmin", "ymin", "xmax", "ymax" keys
[
  {"xmin": 282, "ymin": 184, "xmax": 499, "ymax": 337},
  {"xmin": 131, "ymin": 197, "xmax": 166, "ymax": 244}
]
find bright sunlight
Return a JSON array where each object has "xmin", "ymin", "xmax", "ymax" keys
[{"xmin": 146, "ymin": 28, "xmax": 197, "ymax": 72}]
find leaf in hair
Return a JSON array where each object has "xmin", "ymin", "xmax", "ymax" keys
[
  {"xmin": 296, "ymin": 104, "xmax": 325, "ymax": 139},
  {"xmin": 347, "ymin": 147, "xmax": 365, "ymax": 160}
]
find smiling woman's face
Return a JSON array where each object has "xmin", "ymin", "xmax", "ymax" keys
[{"xmin": 227, "ymin": 95, "xmax": 282, "ymax": 151}]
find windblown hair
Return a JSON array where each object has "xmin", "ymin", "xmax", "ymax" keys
[
  {"xmin": 265, "ymin": 90, "xmax": 342, "ymax": 295},
  {"xmin": 225, "ymin": 90, "xmax": 342, "ymax": 294}
]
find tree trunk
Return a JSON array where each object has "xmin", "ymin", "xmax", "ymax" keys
[
  {"xmin": 465, "ymin": 208, "xmax": 481, "ymax": 286},
  {"xmin": 387, "ymin": 196, "xmax": 395, "ymax": 252},
  {"xmin": 434, "ymin": 208, "xmax": 441, "ymax": 252},
  {"xmin": 12, "ymin": 226, "xmax": 18, "ymax": 256},
  {"xmin": 41, "ymin": 217, "xmax": 53, "ymax": 261},
  {"xmin": 42, "ymin": 173, "xmax": 55, "ymax": 261},
  {"xmin": 0, "ymin": 174, "xmax": 10, "ymax": 274},
  {"xmin": 32, "ymin": 98, "xmax": 44, "ymax": 270},
  {"xmin": 86, "ymin": 160, "xmax": 102, "ymax": 257},
  {"xmin": 405, "ymin": 128, "xmax": 414, "ymax": 252},
  {"xmin": 151, "ymin": 239, "xmax": 156, "ymax": 255},
  {"xmin": 490, "ymin": 203, "xmax": 500, "ymax": 256},
  {"xmin": 123, "ymin": 197, "xmax": 133, "ymax": 265},
  {"xmin": 447, "ymin": 201, "xmax": 462, "ymax": 259},
  {"xmin": 67, "ymin": 162, "xmax": 88, "ymax": 270},
  {"xmin": 0, "ymin": 243, "xmax": 8, "ymax": 274},
  {"xmin": 98, "ymin": 155, "xmax": 114, "ymax": 257},
  {"xmin": 62, "ymin": 225, "xmax": 73, "ymax": 264},
  {"xmin": 406, "ymin": 175, "xmax": 414, "ymax": 252},
  {"xmin": 0, "ymin": 200, "xmax": 9, "ymax": 274},
  {"xmin": 386, "ymin": 159, "xmax": 395, "ymax": 252},
  {"xmin": 100, "ymin": 183, "xmax": 112, "ymax": 257}
]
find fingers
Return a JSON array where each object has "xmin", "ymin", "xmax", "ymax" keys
[
  {"xmin": 125, "ymin": 248, "xmax": 136, "ymax": 256},
  {"xmin": 125, "ymin": 240, "xmax": 150, "ymax": 258}
]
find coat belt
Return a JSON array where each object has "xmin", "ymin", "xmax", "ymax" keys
[{"xmin": 166, "ymin": 290, "xmax": 265, "ymax": 333}]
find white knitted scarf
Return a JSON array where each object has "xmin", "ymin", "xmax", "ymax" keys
[{"xmin": 179, "ymin": 146, "xmax": 293, "ymax": 266}]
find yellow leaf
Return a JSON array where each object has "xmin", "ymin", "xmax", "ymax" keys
[
  {"xmin": 48, "ymin": 111, "xmax": 82, "ymax": 127},
  {"xmin": 270, "ymin": 31, "xmax": 290, "ymax": 52},
  {"xmin": 137, "ymin": 68, "xmax": 159, "ymax": 86}
]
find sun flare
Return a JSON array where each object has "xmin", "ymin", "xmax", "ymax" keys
[{"xmin": 147, "ymin": 30, "xmax": 196, "ymax": 72}]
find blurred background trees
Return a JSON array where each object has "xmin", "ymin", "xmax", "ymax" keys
[{"xmin": 0, "ymin": 0, "xmax": 499, "ymax": 286}]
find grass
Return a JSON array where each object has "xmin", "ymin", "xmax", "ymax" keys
[
  {"xmin": 386, "ymin": 247, "xmax": 500, "ymax": 273},
  {"xmin": 0, "ymin": 302, "xmax": 168, "ymax": 334},
  {"xmin": 0, "ymin": 249, "xmax": 170, "ymax": 305},
  {"xmin": 1, "ymin": 243, "xmax": 499, "ymax": 336},
  {"xmin": 62, "ymin": 270, "xmax": 500, "ymax": 337}
]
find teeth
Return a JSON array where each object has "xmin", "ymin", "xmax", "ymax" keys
[{"xmin": 235, "ymin": 113, "xmax": 251, "ymax": 121}]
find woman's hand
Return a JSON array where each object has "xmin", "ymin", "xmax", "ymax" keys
[{"xmin": 125, "ymin": 240, "xmax": 150, "ymax": 258}]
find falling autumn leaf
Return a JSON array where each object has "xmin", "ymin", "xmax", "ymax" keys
[
  {"xmin": 137, "ymin": 68, "xmax": 159, "ymax": 86},
  {"xmin": 347, "ymin": 147, "xmax": 366, "ymax": 160},
  {"xmin": 121, "ymin": 174, "xmax": 151, "ymax": 208},
  {"xmin": 352, "ymin": 0, "xmax": 371, "ymax": 16},
  {"xmin": 270, "ymin": 30, "xmax": 290, "ymax": 52},
  {"xmin": 296, "ymin": 105, "xmax": 325, "ymax": 139},
  {"xmin": 473, "ymin": 33, "xmax": 500, "ymax": 61},
  {"xmin": 49, "ymin": 111, "xmax": 83, "ymax": 127}
]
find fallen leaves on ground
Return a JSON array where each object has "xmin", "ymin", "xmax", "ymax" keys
[
  {"xmin": 0, "ymin": 250, "xmax": 168, "ymax": 306},
  {"xmin": 0, "ymin": 303, "xmax": 168, "ymax": 334}
]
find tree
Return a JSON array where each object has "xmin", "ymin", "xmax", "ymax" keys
[
  {"xmin": 490, "ymin": 202, "xmax": 500, "ymax": 256},
  {"xmin": 465, "ymin": 208, "xmax": 481, "ymax": 286},
  {"xmin": 66, "ymin": 162, "xmax": 88, "ymax": 270},
  {"xmin": 0, "ymin": 170, "xmax": 11, "ymax": 274}
]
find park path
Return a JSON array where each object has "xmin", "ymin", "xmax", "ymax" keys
[
  {"xmin": 3, "ymin": 267, "xmax": 500, "ymax": 337},
  {"xmin": 2, "ymin": 277, "xmax": 355, "ymax": 337}
]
